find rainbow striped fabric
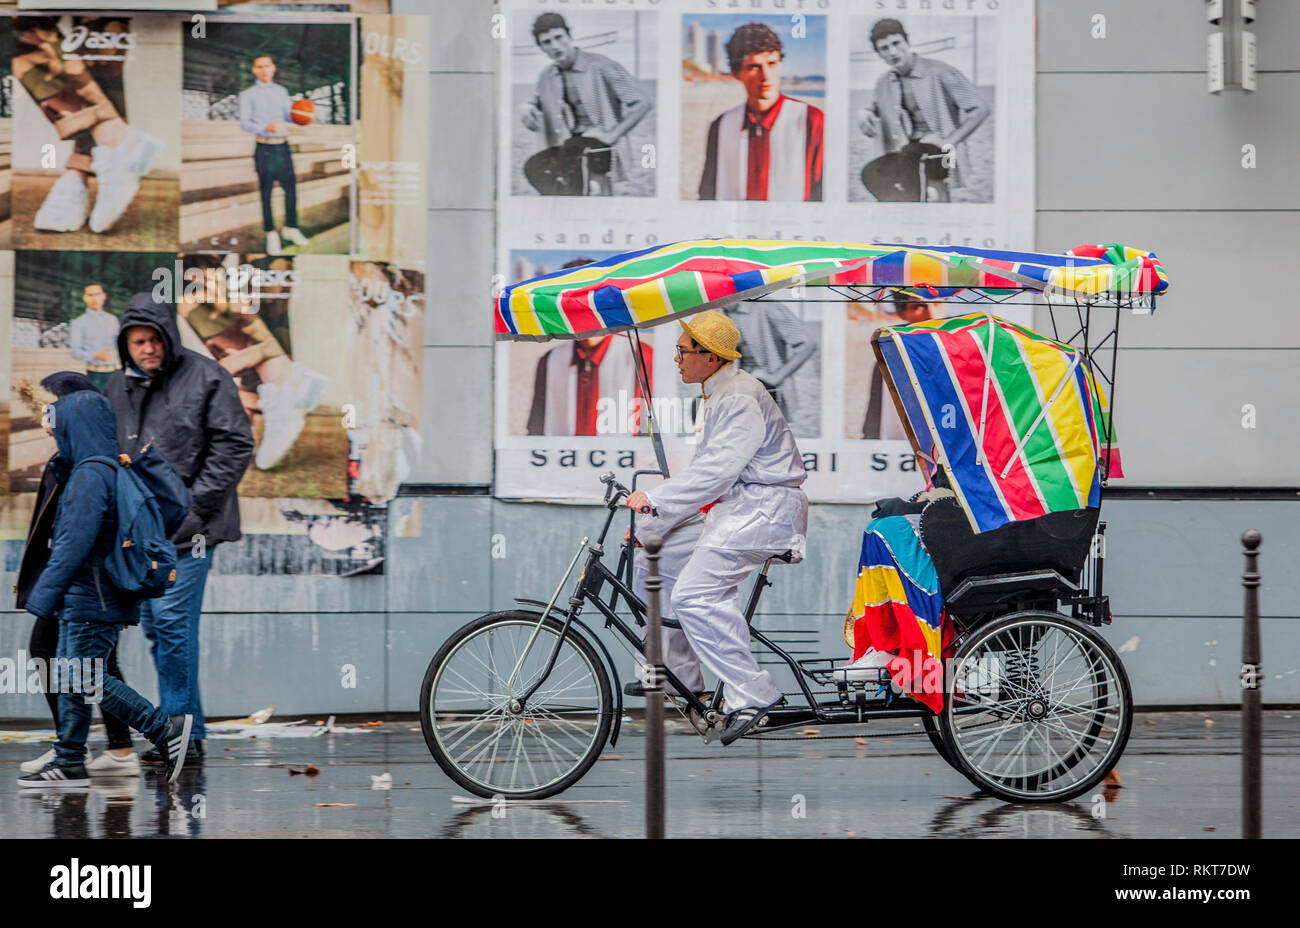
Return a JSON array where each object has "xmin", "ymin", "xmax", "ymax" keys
[
  {"xmin": 495, "ymin": 239, "xmax": 1169, "ymax": 341},
  {"xmin": 873, "ymin": 313, "xmax": 1119, "ymax": 534},
  {"xmin": 847, "ymin": 516, "xmax": 952, "ymax": 713}
]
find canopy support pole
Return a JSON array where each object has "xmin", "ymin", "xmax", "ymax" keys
[{"xmin": 630, "ymin": 328, "xmax": 670, "ymax": 480}]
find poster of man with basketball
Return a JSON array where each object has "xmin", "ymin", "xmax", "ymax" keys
[
  {"xmin": 181, "ymin": 18, "xmax": 354, "ymax": 255},
  {"xmin": 238, "ymin": 54, "xmax": 313, "ymax": 256}
]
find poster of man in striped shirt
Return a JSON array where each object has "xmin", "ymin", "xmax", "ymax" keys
[{"xmin": 685, "ymin": 17, "xmax": 825, "ymax": 203}]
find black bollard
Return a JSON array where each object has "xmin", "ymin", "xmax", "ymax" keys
[
  {"xmin": 642, "ymin": 533, "xmax": 665, "ymax": 839},
  {"xmin": 1240, "ymin": 529, "xmax": 1261, "ymax": 840}
]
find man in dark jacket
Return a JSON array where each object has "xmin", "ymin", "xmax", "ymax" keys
[
  {"xmin": 15, "ymin": 372, "xmax": 139, "ymax": 777},
  {"xmin": 18, "ymin": 390, "xmax": 192, "ymax": 787},
  {"xmin": 103, "ymin": 293, "xmax": 254, "ymax": 759}
]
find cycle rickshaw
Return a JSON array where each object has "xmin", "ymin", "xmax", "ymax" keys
[{"xmin": 420, "ymin": 240, "xmax": 1169, "ymax": 803}]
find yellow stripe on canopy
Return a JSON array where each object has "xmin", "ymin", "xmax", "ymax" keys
[
  {"xmin": 509, "ymin": 290, "xmax": 543, "ymax": 337},
  {"xmin": 625, "ymin": 277, "xmax": 672, "ymax": 322},
  {"xmin": 1017, "ymin": 336, "xmax": 1093, "ymax": 506}
]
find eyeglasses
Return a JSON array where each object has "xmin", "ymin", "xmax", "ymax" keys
[{"xmin": 675, "ymin": 347, "xmax": 712, "ymax": 361}]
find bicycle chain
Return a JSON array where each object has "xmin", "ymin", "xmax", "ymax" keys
[
  {"xmin": 664, "ymin": 695, "xmax": 936, "ymax": 742},
  {"xmin": 746, "ymin": 727, "xmax": 931, "ymax": 742},
  {"xmin": 665, "ymin": 692, "xmax": 1008, "ymax": 742}
]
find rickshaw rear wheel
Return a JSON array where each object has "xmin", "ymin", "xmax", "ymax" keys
[
  {"xmin": 420, "ymin": 611, "xmax": 613, "ymax": 800},
  {"xmin": 938, "ymin": 611, "xmax": 1132, "ymax": 804}
]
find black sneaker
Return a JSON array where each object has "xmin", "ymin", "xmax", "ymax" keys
[
  {"xmin": 18, "ymin": 762, "xmax": 90, "ymax": 788},
  {"xmin": 142, "ymin": 738, "xmax": 203, "ymax": 767},
  {"xmin": 719, "ymin": 699, "xmax": 781, "ymax": 746},
  {"xmin": 154, "ymin": 715, "xmax": 193, "ymax": 785}
]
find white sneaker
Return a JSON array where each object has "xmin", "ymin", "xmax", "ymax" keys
[
  {"xmin": 265, "ymin": 230, "xmax": 283, "ymax": 255},
  {"xmin": 20, "ymin": 748, "xmax": 56, "ymax": 774},
  {"xmin": 87, "ymin": 749, "xmax": 141, "ymax": 777},
  {"xmin": 34, "ymin": 172, "xmax": 90, "ymax": 232},
  {"xmin": 254, "ymin": 365, "xmax": 327, "ymax": 470},
  {"xmin": 281, "ymin": 226, "xmax": 308, "ymax": 247},
  {"xmin": 88, "ymin": 128, "xmax": 163, "ymax": 233},
  {"xmin": 834, "ymin": 648, "xmax": 895, "ymax": 682}
]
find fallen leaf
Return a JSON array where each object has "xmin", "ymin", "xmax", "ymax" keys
[
  {"xmin": 305, "ymin": 765, "xmax": 320, "ymax": 777},
  {"xmin": 1203, "ymin": 826, "xmax": 1216, "ymax": 832},
  {"xmin": 854, "ymin": 737, "xmax": 868, "ymax": 746},
  {"xmin": 365, "ymin": 721, "xmax": 384, "ymax": 727},
  {"xmin": 1204, "ymin": 718, "xmax": 1215, "ymax": 727},
  {"xmin": 800, "ymin": 728, "xmax": 820, "ymax": 736},
  {"xmin": 314, "ymin": 802, "xmax": 357, "ymax": 808},
  {"xmin": 1105, "ymin": 770, "xmax": 1122, "ymax": 788}
]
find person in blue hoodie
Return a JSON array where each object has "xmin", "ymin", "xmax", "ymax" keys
[
  {"xmin": 15, "ymin": 372, "xmax": 139, "ymax": 778},
  {"xmin": 17, "ymin": 390, "xmax": 193, "ymax": 788}
]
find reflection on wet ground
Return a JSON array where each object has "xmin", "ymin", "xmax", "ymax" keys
[{"xmin": 1, "ymin": 711, "xmax": 1295, "ymax": 838}]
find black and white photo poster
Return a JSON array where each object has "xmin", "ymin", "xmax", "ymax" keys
[{"xmin": 494, "ymin": 0, "xmax": 1034, "ymax": 503}]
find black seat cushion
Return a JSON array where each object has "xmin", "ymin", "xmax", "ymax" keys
[{"xmin": 919, "ymin": 497, "xmax": 1098, "ymax": 596}]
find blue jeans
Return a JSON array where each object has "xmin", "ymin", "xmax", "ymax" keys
[
  {"xmin": 255, "ymin": 142, "xmax": 298, "ymax": 231},
  {"xmin": 138, "ymin": 553, "xmax": 212, "ymax": 740},
  {"xmin": 55, "ymin": 611, "xmax": 168, "ymax": 767}
]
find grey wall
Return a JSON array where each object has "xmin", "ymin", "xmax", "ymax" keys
[{"xmin": 2, "ymin": 1, "xmax": 1296, "ymax": 723}]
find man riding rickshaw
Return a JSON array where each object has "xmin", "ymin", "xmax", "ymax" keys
[{"xmin": 421, "ymin": 239, "xmax": 1168, "ymax": 802}]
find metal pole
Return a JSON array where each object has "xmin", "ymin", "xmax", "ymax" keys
[
  {"xmin": 1240, "ymin": 529, "xmax": 1262, "ymax": 839},
  {"xmin": 642, "ymin": 532, "xmax": 665, "ymax": 840}
]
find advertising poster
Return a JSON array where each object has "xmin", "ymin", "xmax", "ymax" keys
[
  {"xmin": 10, "ymin": 13, "xmax": 181, "ymax": 252},
  {"xmin": 0, "ymin": 251, "xmax": 10, "ymax": 495},
  {"xmin": 180, "ymin": 17, "xmax": 355, "ymax": 255},
  {"xmin": 7, "ymin": 248, "xmax": 173, "ymax": 492},
  {"xmin": 173, "ymin": 252, "xmax": 351, "ymax": 498},
  {"xmin": 494, "ymin": 0, "xmax": 1035, "ymax": 503},
  {"xmin": 220, "ymin": 497, "xmax": 385, "ymax": 577},
  {"xmin": 0, "ymin": 15, "xmax": 13, "ymax": 250},
  {"xmin": 357, "ymin": 14, "xmax": 428, "ymax": 265},
  {"xmin": 0, "ymin": 9, "xmax": 422, "ymax": 578},
  {"xmin": 348, "ymin": 259, "xmax": 423, "ymax": 504},
  {"xmin": 509, "ymin": 6, "xmax": 657, "ymax": 198}
]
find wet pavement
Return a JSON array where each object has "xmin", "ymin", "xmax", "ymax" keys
[{"xmin": 1, "ymin": 710, "xmax": 1296, "ymax": 838}]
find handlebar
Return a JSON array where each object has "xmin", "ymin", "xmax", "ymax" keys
[{"xmin": 599, "ymin": 471, "xmax": 656, "ymax": 515}]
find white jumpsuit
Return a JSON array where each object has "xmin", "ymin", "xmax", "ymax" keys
[
  {"xmin": 636, "ymin": 362, "xmax": 809, "ymax": 712},
  {"xmin": 631, "ymin": 515, "xmax": 706, "ymax": 696}
]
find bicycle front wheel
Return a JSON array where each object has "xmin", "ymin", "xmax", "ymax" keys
[{"xmin": 419, "ymin": 611, "xmax": 613, "ymax": 800}]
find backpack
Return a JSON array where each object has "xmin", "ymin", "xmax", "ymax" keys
[{"xmin": 80, "ymin": 449, "xmax": 193, "ymax": 599}]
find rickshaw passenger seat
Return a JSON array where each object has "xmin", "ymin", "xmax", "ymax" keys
[{"xmin": 920, "ymin": 497, "xmax": 1098, "ymax": 601}]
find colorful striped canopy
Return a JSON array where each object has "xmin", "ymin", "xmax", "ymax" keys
[
  {"xmin": 873, "ymin": 313, "xmax": 1120, "ymax": 534},
  {"xmin": 495, "ymin": 240, "xmax": 1169, "ymax": 341}
]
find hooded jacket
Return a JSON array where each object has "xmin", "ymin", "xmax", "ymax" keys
[
  {"xmin": 103, "ymin": 294, "xmax": 254, "ymax": 548},
  {"xmin": 23, "ymin": 391, "xmax": 138, "ymax": 624},
  {"xmin": 13, "ymin": 374, "xmax": 101, "ymax": 609}
]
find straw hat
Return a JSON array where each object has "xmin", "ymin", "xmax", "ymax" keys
[{"xmin": 680, "ymin": 310, "xmax": 742, "ymax": 360}]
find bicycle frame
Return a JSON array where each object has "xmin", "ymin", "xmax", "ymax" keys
[{"xmin": 516, "ymin": 477, "xmax": 932, "ymax": 734}]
